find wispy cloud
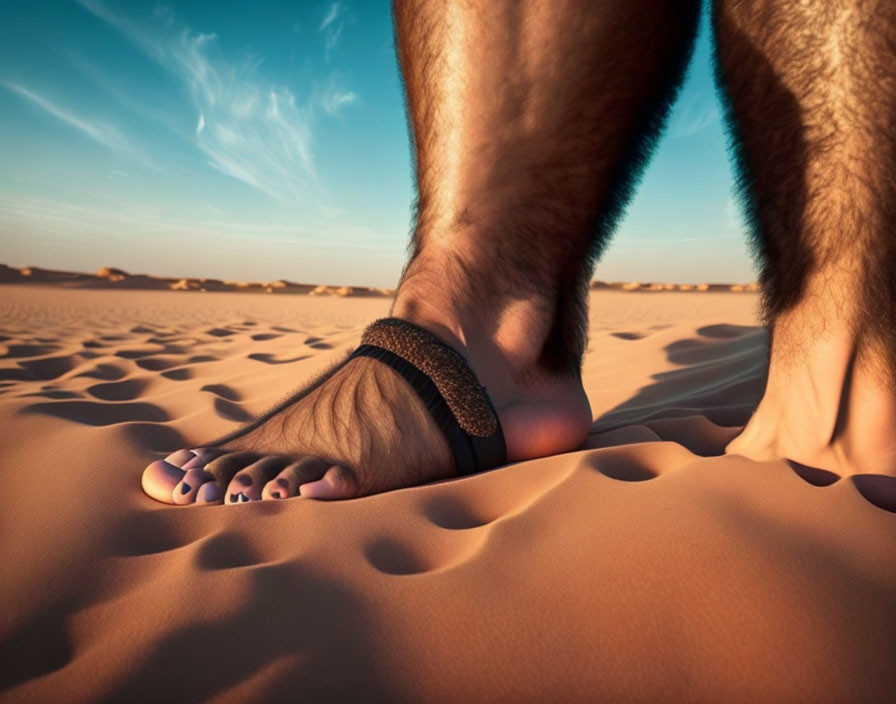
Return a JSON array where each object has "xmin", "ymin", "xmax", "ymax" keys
[
  {"xmin": 74, "ymin": 0, "xmax": 357, "ymax": 204},
  {"xmin": 66, "ymin": 51, "xmax": 184, "ymax": 135},
  {"xmin": 0, "ymin": 193, "xmax": 386, "ymax": 250},
  {"xmin": 1, "ymin": 81, "xmax": 154, "ymax": 167},
  {"xmin": 319, "ymin": 3, "xmax": 341, "ymax": 31},
  {"xmin": 319, "ymin": 3, "xmax": 345, "ymax": 61},
  {"xmin": 318, "ymin": 81, "xmax": 357, "ymax": 116},
  {"xmin": 153, "ymin": 5, "xmax": 174, "ymax": 26}
]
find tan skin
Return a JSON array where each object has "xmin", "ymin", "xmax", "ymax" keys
[
  {"xmin": 143, "ymin": 0, "xmax": 896, "ymax": 506},
  {"xmin": 716, "ymin": 0, "xmax": 896, "ymax": 478}
]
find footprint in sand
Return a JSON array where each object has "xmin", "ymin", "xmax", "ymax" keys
[
  {"xmin": 213, "ymin": 398, "xmax": 254, "ymax": 423},
  {"xmin": 135, "ymin": 356, "xmax": 186, "ymax": 371},
  {"xmin": 18, "ymin": 355, "xmax": 79, "ymax": 380},
  {"xmin": 248, "ymin": 352, "xmax": 311, "ymax": 365},
  {"xmin": 582, "ymin": 441, "xmax": 698, "ymax": 482},
  {"xmin": 365, "ymin": 482, "xmax": 550, "ymax": 575},
  {"xmin": 0, "ymin": 343, "xmax": 61, "ymax": 358},
  {"xmin": 75, "ymin": 362, "xmax": 129, "ymax": 381},
  {"xmin": 665, "ymin": 328, "xmax": 766, "ymax": 366},
  {"xmin": 21, "ymin": 388, "xmax": 84, "ymax": 400},
  {"xmin": 0, "ymin": 600, "xmax": 74, "ymax": 690},
  {"xmin": 303, "ymin": 337, "xmax": 332, "ymax": 349},
  {"xmin": 364, "ymin": 538, "xmax": 432, "ymax": 575},
  {"xmin": 115, "ymin": 348, "xmax": 164, "ymax": 360},
  {"xmin": 20, "ymin": 399, "xmax": 169, "ymax": 425},
  {"xmin": 200, "ymin": 383, "xmax": 242, "ymax": 401},
  {"xmin": 421, "ymin": 494, "xmax": 495, "ymax": 530},
  {"xmin": 119, "ymin": 422, "xmax": 186, "ymax": 453},
  {"xmin": 610, "ymin": 331, "xmax": 647, "ymax": 340},
  {"xmin": 111, "ymin": 511, "xmax": 206, "ymax": 556},
  {"xmin": 850, "ymin": 475, "xmax": 896, "ymax": 513},
  {"xmin": 86, "ymin": 378, "xmax": 150, "ymax": 401},
  {"xmin": 188, "ymin": 354, "xmax": 219, "ymax": 364},
  {"xmin": 586, "ymin": 451, "xmax": 660, "ymax": 481},
  {"xmin": 144, "ymin": 355, "xmax": 217, "ymax": 374},
  {"xmin": 160, "ymin": 367, "xmax": 194, "ymax": 381},
  {"xmin": 195, "ymin": 533, "xmax": 263, "ymax": 570},
  {"xmin": 0, "ymin": 368, "xmax": 35, "ymax": 382},
  {"xmin": 785, "ymin": 462, "xmax": 896, "ymax": 514},
  {"xmin": 200, "ymin": 383, "xmax": 252, "ymax": 421}
]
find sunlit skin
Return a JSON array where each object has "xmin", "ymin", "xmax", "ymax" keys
[
  {"xmin": 716, "ymin": 0, "xmax": 896, "ymax": 477},
  {"xmin": 142, "ymin": 0, "xmax": 896, "ymax": 507}
]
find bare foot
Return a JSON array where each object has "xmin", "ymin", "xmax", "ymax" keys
[
  {"xmin": 142, "ymin": 272, "xmax": 592, "ymax": 504},
  {"xmin": 726, "ymin": 294, "xmax": 896, "ymax": 478}
]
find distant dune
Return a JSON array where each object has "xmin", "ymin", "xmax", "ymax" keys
[
  {"xmin": 590, "ymin": 279, "xmax": 760, "ymax": 293},
  {"xmin": 0, "ymin": 263, "xmax": 757, "ymax": 296},
  {"xmin": 0, "ymin": 263, "xmax": 394, "ymax": 298}
]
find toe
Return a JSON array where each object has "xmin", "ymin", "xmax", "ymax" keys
[
  {"xmin": 299, "ymin": 465, "xmax": 359, "ymax": 500},
  {"xmin": 202, "ymin": 451, "xmax": 261, "ymax": 494},
  {"xmin": 142, "ymin": 460, "xmax": 185, "ymax": 503},
  {"xmin": 262, "ymin": 476, "xmax": 293, "ymax": 500},
  {"xmin": 262, "ymin": 457, "xmax": 331, "ymax": 500},
  {"xmin": 172, "ymin": 468, "xmax": 214, "ymax": 505},
  {"xmin": 225, "ymin": 456, "xmax": 290, "ymax": 504},
  {"xmin": 195, "ymin": 481, "xmax": 222, "ymax": 504}
]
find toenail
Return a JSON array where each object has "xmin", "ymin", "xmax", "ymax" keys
[
  {"xmin": 229, "ymin": 493, "xmax": 241, "ymax": 503},
  {"xmin": 276, "ymin": 478, "xmax": 289, "ymax": 488},
  {"xmin": 199, "ymin": 483, "xmax": 220, "ymax": 502},
  {"xmin": 236, "ymin": 475, "xmax": 252, "ymax": 486},
  {"xmin": 271, "ymin": 491, "xmax": 282, "ymax": 499},
  {"xmin": 181, "ymin": 483, "xmax": 191, "ymax": 494}
]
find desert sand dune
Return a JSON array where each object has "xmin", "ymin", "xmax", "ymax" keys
[{"xmin": 0, "ymin": 286, "xmax": 893, "ymax": 703}]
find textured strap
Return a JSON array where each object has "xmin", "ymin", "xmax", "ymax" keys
[{"xmin": 349, "ymin": 318, "xmax": 506, "ymax": 475}]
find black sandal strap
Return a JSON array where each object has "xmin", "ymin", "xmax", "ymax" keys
[{"xmin": 349, "ymin": 318, "xmax": 506, "ymax": 475}]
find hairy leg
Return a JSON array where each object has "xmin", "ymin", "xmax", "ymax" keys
[
  {"xmin": 143, "ymin": 0, "xmax": 700, "ymax": 504},
  {"xmin": 394, "ymin": 0, "xmax": 699, "ymax": 378},
  {"xmin": 715, "ymin": 0, "xmax": 896, "ymax": 476}
]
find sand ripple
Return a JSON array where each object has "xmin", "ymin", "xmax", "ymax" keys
[{"xmin": 1, "ymin": 286, "xmax": 894, "ymax": 702}]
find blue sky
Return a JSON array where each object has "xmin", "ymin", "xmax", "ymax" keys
[{"xmin": 0, "ymin": 1, "xmax": 755, "ymax": 287}]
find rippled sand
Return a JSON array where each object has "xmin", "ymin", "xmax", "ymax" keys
[{"xmin": 1, "ymin": 286, "xmax": 893, "ymax": 703}]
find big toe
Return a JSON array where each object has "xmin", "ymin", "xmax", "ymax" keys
[
  {"xmin": 142, "ymin": 460, "xmax": 186, "ymax": 503},
  {"xmin": 172, "ymin": 467, "xmax": 216, "ymax": 505}
]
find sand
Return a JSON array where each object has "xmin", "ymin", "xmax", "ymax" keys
[{"xmin": 0, "ymin": 285, "xmax": 893, "ymax": 703}]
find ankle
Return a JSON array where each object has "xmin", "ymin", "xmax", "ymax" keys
[
  {"xmin": 389, "ymin": 244, "xmax": 593, "ymax": 461},
  {"xmin": 733, "ymin": 305, "xmax": 896, "ymax": 477},
  {"xmin": 392, "ymin": 246, "xmax": 584, "ymax": 389}
]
